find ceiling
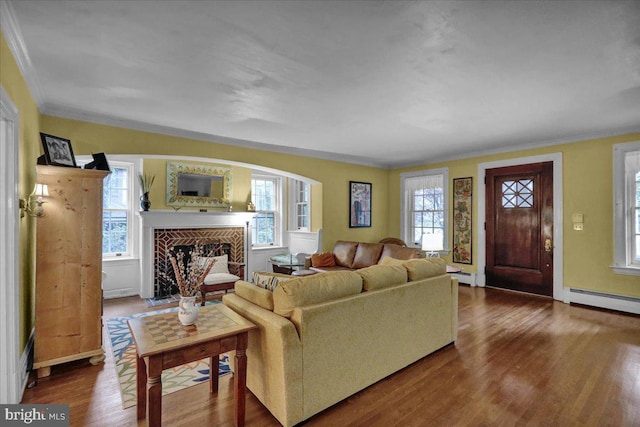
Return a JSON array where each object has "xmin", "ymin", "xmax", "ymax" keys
[{"xmin": 5, "ymin": 0, "xmax": 640, "ymax": 168}]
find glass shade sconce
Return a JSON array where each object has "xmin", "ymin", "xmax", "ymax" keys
[{"xmin": 20, "ymin": 183, "xmax": 49, "ymax": 218}]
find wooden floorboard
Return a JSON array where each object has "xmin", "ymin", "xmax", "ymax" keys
[{"xmin": 21, "ymin": 286, "xmax": 640, "ymax": 426}]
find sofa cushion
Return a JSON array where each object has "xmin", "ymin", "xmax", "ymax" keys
[
  {"xmin": 357, "ymin": 264, "xmax": 408, "ymax": 291},
  {"xmin": 332, "ymin": 241, "xmax": 359, "ymax": 268},
  {"xmin": 273, "ymin": 271, "xmax": 363, "ymax": 318},
  {"xmin": 402, "ymin": 258, "xmax": 447, "ymax": 281},
  {"xmin": 252, "ymin": 271, "xmax": 294, "ymax": 291},
  {"xmin": 311, "ymin": 252, "xmax": 336, "ymax": 268},
  {"xmin": 235, "ymin": 280, "xmax": 274, "ymax": 311},
  {"xmin": 309, "ymin": 265, "xmax": 353, "ymax": 273},
  {"xmin": 379, "ymin": 244, "xmax": 421, "ymax": 261},
  {"xmin": 352, "ymin": 242, "xmax": 384, "ymax": 269}
]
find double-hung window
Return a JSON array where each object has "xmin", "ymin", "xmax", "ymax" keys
[
  {"xmin": 613, "ymin": 141, "xmax": 640, "ymax": 274},
  {"xmin": 291, "ymin": 180, "xmax": 310, "ymax": 231},
  {"xmin": 401, "ymin": 168, "xmax": 449, "ymax": 250},
  {"xmin": 252, "ymin": 175, "xmax": 282, "ymax": 247},
  {"xmin": 102, "ymin": 162, "xmax": 133, "ymax": 257}
]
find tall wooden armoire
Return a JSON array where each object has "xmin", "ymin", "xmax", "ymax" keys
[{"xmin": 34, "ymin": 165, "xmax": 109, "ymax": 378}]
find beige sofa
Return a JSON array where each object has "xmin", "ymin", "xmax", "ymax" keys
[{"xmin": 222, "ymin": 257, "xmax": 458, "ymax": 427}]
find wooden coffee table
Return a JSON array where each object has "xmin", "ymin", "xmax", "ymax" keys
[{"xmin": 128, "ymin": 303, "xmax": 257, "ymax": 427}]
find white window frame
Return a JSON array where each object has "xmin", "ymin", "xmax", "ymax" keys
[
  {"xmin": 102, "ymin": 161, "xmax": 135, "ymax": 259},
  {"xmin": 289, "ymin": 179, "xmax": 310, "ymax": 231},
  {"xmin": 612, "ymin": 141, "xmax": 640, "ymax": 275},
  {"xmin": 400, "ymin": 168, "xmax": 449, "ymax": 252},
  {"xmin": 251, "ymin": 174, "xmax": 284, "ymax": 248}
]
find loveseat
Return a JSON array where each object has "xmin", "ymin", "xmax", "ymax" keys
[
  {"xmin": 304, "ymin": 240, "xmax": 422, "ymax": 272},
  {"xmin": 222, "ymin": 257, "xmax": 458, "ymax": 427}
]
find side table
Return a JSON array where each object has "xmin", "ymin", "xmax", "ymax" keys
[{"xmin": 128, "ymin": 304, "xmax": 257, "ymax": 426}]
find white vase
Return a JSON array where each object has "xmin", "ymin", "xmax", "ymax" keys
[{"xmin": 178, "ymin": 296, "xmax": 199, "ymax": 326}]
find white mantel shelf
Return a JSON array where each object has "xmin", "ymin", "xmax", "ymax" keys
[
  {"xmin": 138, "ymin": 210, "xmax": 255, "ymax": 228},
  {"xmin": 139, "ymin": 210, "xmax": 254, "ymax": 298}
]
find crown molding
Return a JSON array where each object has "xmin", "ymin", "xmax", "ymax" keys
[
  {"xmin": 0, "ymin": 0, "xmax": 45, "ymax": 108},
  {"xmin": 392, "ymin": 125, "xmax": 640, "ymax": 170},
  {"xmin": 42, "ymin": 102, "xmax": 390, "ymax": 169}
]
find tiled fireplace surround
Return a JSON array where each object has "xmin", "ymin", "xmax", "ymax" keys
[{"xmin": 140, "ymin": 211, "xmax": 254, "ymax": 298}]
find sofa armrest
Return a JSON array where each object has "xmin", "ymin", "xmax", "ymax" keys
[{"xmin": 222, "ymin": 293, "xmax": 304, "ymax": 427}]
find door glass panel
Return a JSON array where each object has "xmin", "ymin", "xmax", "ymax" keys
[{"xmin": 502, "ymin": 180, "xmax": 534, "ymax": 208}]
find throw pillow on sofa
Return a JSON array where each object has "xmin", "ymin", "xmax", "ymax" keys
[
  {"xmin": 252, "ymin": 271, "xmax": 294, "ymax": 291},
  {"xmin": 311, "ymin": 252, "xmax": 336, "ymax": 267}
]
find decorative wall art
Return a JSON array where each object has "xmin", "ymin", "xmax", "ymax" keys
[
  {"xmin": 453, "ymin": 177, "xmax": 472, "ymax": 264},
  {"xmin": 349, "ymin": 181, "xmax": 371, "ymax": 228},
  {"xmin": 40, "ymin": 133, "xmax": 77, "ymax": 167}
]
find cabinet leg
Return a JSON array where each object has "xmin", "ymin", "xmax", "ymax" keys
[
  {"xmin": 89, "ymin": 352, "xmax": 105, "ymax": 365},
  {"xmin": 37, "ymin": 367, "xmax": 51, "ymax": 378}
]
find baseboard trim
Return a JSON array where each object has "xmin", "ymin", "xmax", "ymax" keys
[
  {"xmin": 569, "ymin": 288, "xmax": 640, "ymax": 315},
  {"xmin": 19, "ymin": 329, "xmax": 34, "ymax": 399},
  {"xmin": 103, "ymin": 289, "xmax": 139, "ymax": 299}
]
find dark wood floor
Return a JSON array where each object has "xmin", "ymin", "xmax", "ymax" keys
[{"xmin": 21, "ymin": 286, "xmax": 640, "ymax": 426}]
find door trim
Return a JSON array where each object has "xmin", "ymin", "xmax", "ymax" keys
[
  {"xmin": 0, "ymin": 85, "xmax": 21, "ymax": 403},
  {"xmin": 477, "ymin": 153, "xmax": 564, "ymax": 300}
]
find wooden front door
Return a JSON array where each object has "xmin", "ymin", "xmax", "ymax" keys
[{"xmin": 485, "ymin": 162, "xmax": 553, "ymax": 296}]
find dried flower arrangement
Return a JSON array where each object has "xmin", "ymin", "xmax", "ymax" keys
[
  {"xmin": 162, "ymin": 242, "xmax": 216, "ymax": 297},
  {"xmin": 137, "ymin": 173, "xmax": 155, "ymax": 194}
]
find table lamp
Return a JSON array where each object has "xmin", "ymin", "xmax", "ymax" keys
[{"xmin": 421, "ymin": 232, "xmax": 443, "ymax": 258}]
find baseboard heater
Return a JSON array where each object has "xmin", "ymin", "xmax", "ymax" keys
[
  {"xmin": 569, "ymin": 288, "xmax": 640, "ymax": 315},
  {"xmin": 450, "ymin": 271, "xmax": 476, "ymax": 286}
]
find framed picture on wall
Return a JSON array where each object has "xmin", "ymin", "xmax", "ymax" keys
[
  {"xmin": 453, "ymin": 177, "xmax": 472, "ymax": 264},
  {"xmin": 40, "ymin": 133, "xmax": 77, "ymax": 167},
  {"xmin": 349, "ymin": 181, "xmax": 371, "ymax": 228}
]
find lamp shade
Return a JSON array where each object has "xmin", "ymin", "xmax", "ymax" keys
[
  {"xmin": 34, "ymin": 183, "xmax": 49, "ymax": 197},
  {"xmin": 421, "ymin": 232, "xmax": 443, "ymax": 252}
]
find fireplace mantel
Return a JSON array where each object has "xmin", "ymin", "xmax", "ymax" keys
[
  {"xmin": 139, "ymin": 210, "xmax": 254, "ymax": 298},
  {"xmin": 139, "ymin": 210, "xmax": 255, "ymax": 228}
]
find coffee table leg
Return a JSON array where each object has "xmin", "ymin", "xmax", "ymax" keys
[
  {"xmin": 210, "ymin": 355, "xmax": 219, "ymax": 394},
  {"xmin": 147, "ymin": 355, "xmax": 163, "ymax": 427},
  {"xmin": 235, "ymin": 332, "xmax": 249, "ymax": 427},
  {"xmin": 136, "ymin": 354, "xmax": 147, "ymax": 420}
]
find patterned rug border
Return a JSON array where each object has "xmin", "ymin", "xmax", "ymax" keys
[{"xmin": 105, "ymin": 301, "xmax": 231, "ymax": 409}]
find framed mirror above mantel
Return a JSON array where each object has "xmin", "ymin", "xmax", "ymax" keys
[{"xmin": 166, "ymin": 161, "xmax": 232, "ymax": 208}]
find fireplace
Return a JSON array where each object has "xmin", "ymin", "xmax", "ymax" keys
[
  {"xmin": 154, "ymin": 228, "xmax": 241, "ymax": 298},
  {"xmin": 139, "ymin": 211, "xmax": 253, "ymax": 299}
]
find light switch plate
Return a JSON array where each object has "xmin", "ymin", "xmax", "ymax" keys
[{"xmin": 572, "ymin": 213, "xmax": 584, "ymax": 223}]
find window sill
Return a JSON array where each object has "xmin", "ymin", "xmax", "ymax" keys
[
  {"xmin": 610, "ymin": 265, "xmax": 640, "ymax": 276},
  {"xmin": 103, "ymin": 256, "xmax": 139, "ymax": 263},
  {"xmin": 251, "ymin": 246, "xmax": 286, "ymax": 252}
]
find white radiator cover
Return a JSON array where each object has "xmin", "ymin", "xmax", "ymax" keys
[{"xmin": 568, "ymin": 288, "xmax": 640, "ymax": 315}]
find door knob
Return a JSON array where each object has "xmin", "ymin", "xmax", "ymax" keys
[{"xmin": 545, "ymin": 239, "xmax": 553, "ymax": 253}]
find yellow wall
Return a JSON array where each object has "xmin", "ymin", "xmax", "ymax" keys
[
  {"xmin": 389, "ymin": 133, "xmax": 640, "ymax": 298},
  {"xmin": 39, "ymin": 115, "xmax": 391, "ymax": 250},
  {"xmin": 142, "ymin": 158, "xmax": 252, "ymax": 212},
  {"xmin": 1, "ymin": 32, "xmax": 42, "ymax": 349}
]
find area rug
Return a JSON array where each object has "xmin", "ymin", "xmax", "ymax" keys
[{"xmin": 105, "ymin": 302, "xmax": 231, "ymax": 409}]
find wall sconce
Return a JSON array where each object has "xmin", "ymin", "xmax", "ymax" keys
[
  {"xmin": 421, "ymin": 232, "xmax": 443, "ymax": 258},
  {"xmin": 20, "ymin": 183, "xmax": 49, "ymax": 218}
]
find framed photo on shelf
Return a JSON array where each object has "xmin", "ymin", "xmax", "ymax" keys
[
  {"xmin": 40, "ymin": 133, "xmax": 77, "ymax": 167},
  {"xmin": 349, "ymin": 181, "xmax": 371, "ymax": 228}
]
